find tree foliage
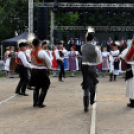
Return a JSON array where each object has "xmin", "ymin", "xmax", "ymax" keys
[{"xmin": 0, "ymin": 0, "xmax": 134, "ymax": 44}]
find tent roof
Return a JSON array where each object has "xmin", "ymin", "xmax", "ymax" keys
[{"xmin": 2, "ymin": 32, "xmax": 28, "ymax": 46}]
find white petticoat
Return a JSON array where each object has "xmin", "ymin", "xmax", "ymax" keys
[
  {"xmin": 5, "ymin": 58, "xmax": 11, "ymax": 71},
  {"xmin": 125, "ymin": 65, "xmax": 134, "ymax": 99}
]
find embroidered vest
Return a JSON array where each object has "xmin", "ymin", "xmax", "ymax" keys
[
  {"xmin": 31, "ymin": 49, "xmax": 46, "ymax": 66},
  {"xmin": 82, "ymin": 43, "xmax": 97, "ymax": 63},
  {"xmin": 126, "ymin": 46, "xmax": 134, "ymax": 62},
  {"xmin": 16, "ymin": 51, "xmax": 28, "ymax": 65}
]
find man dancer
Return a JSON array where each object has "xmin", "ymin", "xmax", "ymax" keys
[
  {"xmin": 26, "ymin": 33, "xmax": 35, "ymax": 90},
  {"xmin": 42, "ymin": 40, "xmax": 52, "ymax": 58},
  {"xmin": 42, "ymin": 40, "xmax": 52, "ymax": 76},
  {"xmin": 55, "ymin": 42, "xmax": 66, "ymax": 82},
  {"xmin": 81, "ymin": 27, "xmax": 102, "ymax": 112},
  {"xmin": 31, "ymin": 38, "xmax": 51, "ymax": 108},
  {"xmin": 15, "ymin": 40, "xmax": 32, "ymax": 96}
]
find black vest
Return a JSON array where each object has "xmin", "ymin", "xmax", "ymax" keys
[
  {"xmin": 126, "ymin": 64, "xmax": 133, "ymax": 81},
  {"xmin": 82, "ymin": 43, "xmax": 97, "ymax": 63}
]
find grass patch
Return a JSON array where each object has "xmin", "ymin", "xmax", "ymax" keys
[
  {"xmin": 50, "ymin": 71, "xmax": 82, "ymax": 76},
  {"xmin": 0, "ymin": 72, "xmax": 6, "ymax": 77}
]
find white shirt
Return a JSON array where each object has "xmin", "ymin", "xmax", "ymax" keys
[
  {"xmin": 32, "ymin": 50, "xmax": 51, "ymax": 69},
  {"xmin": 55, "ymin": 50, "xmax": 67, "ymax": 60},
  {"xmin": 68, "ymin": 40, "xmax": 74, "ymax": 44},
  {"xmin": 18, "ymin": 52, "xmax": 32, "ymax": 69},
  {"xmin": 107, "ymin": 40, "xmax": 113, "ymax": 45},
  {"xmin": 82, "ymin": 44, "xmax": 102, "ymax": 65},
  {"xmin": 6, "ymin": 51, "xmax": 14, "ymax": 58},
  {"xmin": 102, "ymin": 51, "xmax": 109, "ymax": 57},
  {"xmin": 76, "ymin": 40, "xmax": 84, "ymax": 46},
  {"xmin": 25, "ymin": 49, "xmax": 31, "ymax": 62}
]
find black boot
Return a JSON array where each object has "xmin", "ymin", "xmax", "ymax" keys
[
  {"xmin": 90, "ymin": 91, "xmax": 96, "ymax": 105},
  {"xmin": 83, "ymin": 96, "xmax": 89, "ymax": 112},
  {"xmin": 15, "ymin": 81, "xmax": 22, "ymax": 94},
  {"xmin": 38, "ymin": 89, "xmax": 48, "ymax": 108},
  {"xmin": 114, "ymin": 75, "xmax": 117, "ymax": 81},
  {"xmin": 109, "ymin": 74, "xmax": 113, "ymax": 82},
  {"xmin": 127, "ymin": 99, "xmax": 134, "ymax": 108},
  {"xmin": 20, "ymin": 83, "xmax": 29, "ymax": 96},
  {"xmin": 33, "ymin": 90, "xmax": 39, "ymax": 107}
]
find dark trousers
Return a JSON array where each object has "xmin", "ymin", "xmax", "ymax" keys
[
  {"xmin": 76, "ymin": 45, "xmax": 82, "ymax": 55},
  {"xmin": 16, "ymin": 65, "xmax": 29, "ymax": 93},
  {"xmin": 31, "ymin": 69, "xmax": 50, "ymax": 105},
  {"xmin": 57, "ymin": 60, "xmax": 65, "ymax": 80},
  {"xmin": 84, "ymin": 84, "xmax": 96, "ymax": 102}
]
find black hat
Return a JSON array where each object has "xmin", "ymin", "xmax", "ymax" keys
[
  {"xmin": 58, "ymin": 42, "xmax": 62, "ymax": 45},
  {"xmin": 87, "ymin": 33, "xmax": 94, "ymax": 41},
  {"xmin": 32, "ymin": 38, "xmax": 40, "ymax": 47},
  {"xmin": 18, "ymin": 39, "xmax": 27, "ymax": 48},
  {"xmin": 19, "ymin": 43, "xmax": 27, "ymax": 47},
  {"xmin": 113, "ymin": 43, "xmax": 117, "ymax": 47},
  {"xmin": 58, "ymin": 40, "xmax": 64, "ymax": 45},
  {"xmin": 42, "ymin": 41, "xmax": 47, "ymax": 46}
]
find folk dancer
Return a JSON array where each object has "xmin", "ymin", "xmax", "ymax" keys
[
  {"xmin": 51, "ymin": 45, "xmax": 59, "ymax": 77},
  {"xmin": 96, "ymin": 45, "xmax": 102, "ymax": 73},
  {"xmin": 26, "ymin": 33, "xmax": 35, "ymax": 90},
  {"xmin": 4, "ymin": 46, "xmax": 16, "ymax": 78},
  {"xmin": 55, "ymin": 42, "xmax": 66, "ymax": 82},
  {"xmin": 68, "ymin": 45, "xmax": 80, "ymax": 77},
  {"xmin": 120, "ymin": 38, "xmax": 134, "ymax": 108},
  {"xmin": 119, "ymin": 40, "xmax": 127, "ymax": 78},
  {"xmin": 76, "ymin": 37, "xmax": 84, "ymax": 71},
  {"xmin": 81, "ymin": 27, "xmax": 102, "ymax": 112},
  {"xmin": 63, "ymin": 47, "xmax": 69, "ymax": 71},
  {"xmin": 31, "ymin": 39, "xmax": 51, "ymax": 108},
  {"xmin": 15, "ymin": 40, "xmax": 32, "ymax": 96},
  {"xmin": 102, "ymin": 47, "xmax": 109, "ymax": 77},
  {"xmin": 42, "ymin": 40, "xmax": 52, "ymax": 76},
  {"xmin": 109, "ymin": 43, "xmax": 120, "ymax": 81}
]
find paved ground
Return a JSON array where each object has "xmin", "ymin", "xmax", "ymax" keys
[{"xmin": 0, "ymin": 75, "xmax": 133, "ymax": 134}]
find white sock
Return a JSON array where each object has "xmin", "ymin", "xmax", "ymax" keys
[
  {"xmin": 71, "ymin": 71, "xmax": 74, "ymax": 76},
  {"xmin": 53, "ymin": 71, "xmax": 57, "ymax": 76}
]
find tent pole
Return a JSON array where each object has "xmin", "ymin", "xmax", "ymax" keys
[
  {"xmin": 1, "ymin": 44, "xmax": 2, "ymax": 60},
  {"xmin": 50, "ymin": 10, "xmax": 54, "ymax": 50}
]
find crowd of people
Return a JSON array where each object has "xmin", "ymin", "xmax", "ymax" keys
[{"xmin": 3, "ymin": 30, "xmax": 134, "ymax": 111}]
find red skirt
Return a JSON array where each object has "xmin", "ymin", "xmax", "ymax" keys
[
  {"xmin": 51, "ymin": 58, "xmax": 58, "ymax": 69},
  {"xmin": 97, "ymin": 64, "xmax": 101, "ymax": 71}
]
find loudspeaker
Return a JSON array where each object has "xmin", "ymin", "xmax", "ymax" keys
[
  {"xmin": 37, "ymin": 7, "xmax": 48, "ymax": 40},
  {"xmin": 53, "ymin": 29, "xmax": 58, "ymax": 38}
]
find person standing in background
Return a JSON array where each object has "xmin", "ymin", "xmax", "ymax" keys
[
  {"xmin": 55, "ymin": 42, "xmax": 66, "ymax": 82},
  {"xmin": 68, "ymin": 45, "xmax": 80, "ymax": 77},
  {"xmin": 76, "ymin": 37, "xmax": 84, "ymax": 54},
  {"xmin": 101, "ymin": 47, "xmax": 109, "ymax": 77},
  {"xmin": 107, "ymin": 37, "xmax": 113, "ymax": 52},
  {"xmin": 4, "ymin": 46, "xmax": 16, "ymax": 78},
  {"xmin": 67, "ymin": 38, "xmax": 74, "ymax": 51},
  {"xmin": 51, "ymin": 45, "xmax": 59, "ymax": 77}
]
